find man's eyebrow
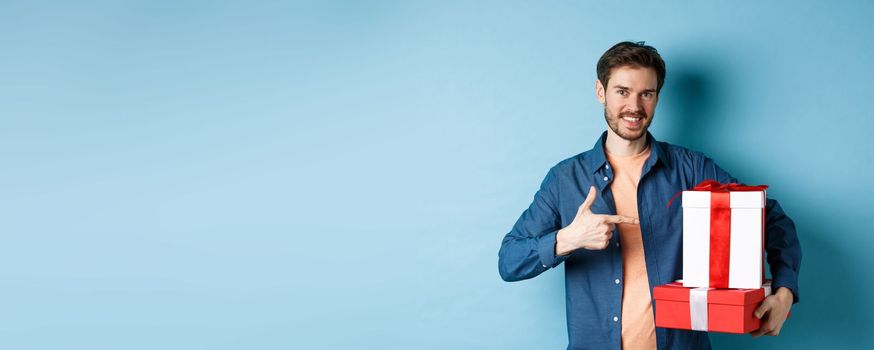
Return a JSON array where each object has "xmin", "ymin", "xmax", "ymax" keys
[{"xmin": 613, "ymin": 85, "xmax": 657, "ymax": 94}]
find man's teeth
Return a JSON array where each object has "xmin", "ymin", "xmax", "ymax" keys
[{"xmin": 622, "ymin": 117, "xmax": 641, "ymax": 122}]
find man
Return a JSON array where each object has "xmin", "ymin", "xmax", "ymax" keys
[{"xmin": 497, "ymin": 41, "xmax": 801, "ymax": 350}]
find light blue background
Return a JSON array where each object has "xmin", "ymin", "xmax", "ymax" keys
[{"xmin": 2, "ymin": 1, "xmax": 872, "ymax": 349}]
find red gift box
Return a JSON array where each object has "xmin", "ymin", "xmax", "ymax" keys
[{"xmin": 654, "ymin": 281, "xmax": 771, "ymax": 333}]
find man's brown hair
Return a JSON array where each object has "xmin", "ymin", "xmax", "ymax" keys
[{"xmin": 596, "ymin": 41, "xmax": 666, "ymax": 93}]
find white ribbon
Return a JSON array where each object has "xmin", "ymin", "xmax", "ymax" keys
[
  {"xmin": 690, "ymin": 287, "xmax": 711, "ymax": 331},
  {"xmin": 687, "ymin": 282, "xmax": 771, "ymax": 332}
]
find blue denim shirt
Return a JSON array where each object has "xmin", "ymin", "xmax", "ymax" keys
[{"xmin": 498, "ymin": 131, "xmax": 801, "ymax": 350}]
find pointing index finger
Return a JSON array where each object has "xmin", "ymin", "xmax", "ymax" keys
[{"xmin": 603, "ymin": 215, "xmax": 640, "ymax": 225}]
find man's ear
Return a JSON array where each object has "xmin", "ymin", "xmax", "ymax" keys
[{"xmin": 595, "ymin": 79, "xmax": 606, "ymax": 105}]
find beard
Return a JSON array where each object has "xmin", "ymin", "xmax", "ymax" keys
[{"xmin": 604, "ymin": 108, "xmax": 653, "ymax": 141}]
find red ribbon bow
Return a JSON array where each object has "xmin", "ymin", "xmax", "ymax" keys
[
  {"xmin": 689, "ymin": 180, "xmax": 768, "ymax": 193},
  {"xmin": 667, "ymin": 180, "xmax": 768, "ymax": 208}
]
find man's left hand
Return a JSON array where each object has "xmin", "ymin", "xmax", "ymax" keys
[{"xmin": 751, "ymin": 287, "xmax": 794, "ymax": 337}]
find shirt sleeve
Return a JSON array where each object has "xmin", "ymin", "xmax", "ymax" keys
[
  {"xmin": 498, "ymin": 167, "xmax": 566, "ymax": 282},
  {"xmin": 698, "ymin": 156, "xmax": 802, "ymax": 303}
]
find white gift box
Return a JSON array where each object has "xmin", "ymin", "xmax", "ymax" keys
[{"xmin": 682, "ymin": 190, "xmax": 766, "ymax": 289}]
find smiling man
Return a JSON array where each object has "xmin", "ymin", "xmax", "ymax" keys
[{"xmin": 498, "ymin": 41, "xmax": 801, "ymax": 350}]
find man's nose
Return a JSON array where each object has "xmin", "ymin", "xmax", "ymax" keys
[{"xmin": 626, "ymin": 97, "xmax": 643, "ymax": 113}]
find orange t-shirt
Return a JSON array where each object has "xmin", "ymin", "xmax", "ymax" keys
[{"xmin": 606, "ymin": 146, "xmax": 656, "ymax": 350}]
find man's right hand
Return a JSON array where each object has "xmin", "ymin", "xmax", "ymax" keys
[{"xmin": 555, "ymin": 186, "xmax": 640, "ymax": 256}]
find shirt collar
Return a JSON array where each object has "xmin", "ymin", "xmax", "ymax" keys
[{"xmin": 586, "ymin": 130, "xmax": 672, "ymax": 174}]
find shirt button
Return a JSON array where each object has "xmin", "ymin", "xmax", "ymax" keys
[
  {"xmin": 613, "ymin": 316, "xmax": 619, "ymax": 322},
  {"xmin": 605, "ymin": 164, "xmax": 610, "ymax": 169},
  {"xmin": 615, "ymin": 242, "xmax": 620, "ymax": 247},
  {"xmin": 603, "ymin": 176, "xmax": 609, "ymax": 181},
  {"xmin": 615, "ymin": 278, "xmax": 621, "ymax": 284},
  {"xmin": 542, "ymin": 264, "xmax": 547, "ymax": 268}
]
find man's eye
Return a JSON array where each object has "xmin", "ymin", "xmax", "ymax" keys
[
  {"xmin": 642, "ymin": 92, "xmax": 652, "ymax": 98},
  {"xmin": 618, "ymin": 90, "xmax": 628, "ymax": 96}
]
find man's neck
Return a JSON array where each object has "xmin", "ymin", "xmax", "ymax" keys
[{"xmin": 604, "ymin": 129, "xmax": 649, "ymax": 156}]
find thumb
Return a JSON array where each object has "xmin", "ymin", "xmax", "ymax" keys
[
  {"xmin": 578, "ymin": 186, "xmax": 598, "ymax": 215},
  {"xmin": 754, "ymin": 298, "xmax": 772, "ymax": 319}
]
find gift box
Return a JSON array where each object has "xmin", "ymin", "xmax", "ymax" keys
[
  {"xmin": 654, "ymin": 281, "xmax": 772, "ymax": 333},
  {"xmin": 682, "ymin": 180, "xmax": 768, "ymax": 289}
]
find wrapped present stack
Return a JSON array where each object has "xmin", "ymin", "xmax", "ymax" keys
[{"xmin": 654, "ymin": 180, "xmax": 771, "ymax": 334}]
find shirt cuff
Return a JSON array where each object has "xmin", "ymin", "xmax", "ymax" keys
[
  {"xmin": 772, "ymin": 267, "xmax": 800, "ymax": 303},
  {"xmin": 537, "ymin": 231, "xmax": 568, "ymax": 269}
]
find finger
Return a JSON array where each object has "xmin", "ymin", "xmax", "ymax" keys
[
  {"xmin": 751, "ymin": 300, "xmax": 774, "ymax": 337},
  {"xmin": 603, "ymin": 215, "xmax": 640, "ymax": 225},
  {"xmin": 751, "ymin": 327, "xmax": 767, "ymax": 338},
  {"xmin": 754, "ymin": 299, "xmax": 772, "ymax": 319},
  {"xmin": 764, "ymin": 322, "xmax": 780, "ymax": 337},
  {"xmin": 578, "ymin": 186, "xmax": 597, "ymax": 213},
  {"xmin": 764, "ymin": 315, "xmax": 784, "ymax": 336},
  {"xmin": 751, "ymin": 322, "xmax": 773, "ymax": 337},
  {"xmin": 772, "ymin": 322, "xmax": 783, "ymax": 336},
  {"xmin": 774, "ymin": 320, "xmax": 785, "ymax": 335}
]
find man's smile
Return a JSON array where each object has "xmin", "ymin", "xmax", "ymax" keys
[{"xmin": 620, "ymin": 113, "xmax": 645, "ymax": 128}]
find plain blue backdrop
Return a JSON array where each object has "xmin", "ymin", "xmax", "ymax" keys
[{"xmin": 2, "ymin": 1, "xmax": 873, "ymax": 349}]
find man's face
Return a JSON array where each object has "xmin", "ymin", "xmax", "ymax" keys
[{"xmin": 595, "ymin": 65, "xmax": 659, "ymax": 141}]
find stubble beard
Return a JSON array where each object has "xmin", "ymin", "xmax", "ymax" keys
[{"xmin": 604, "ymin": 108, "xmax": 652, "ymax": 141}]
